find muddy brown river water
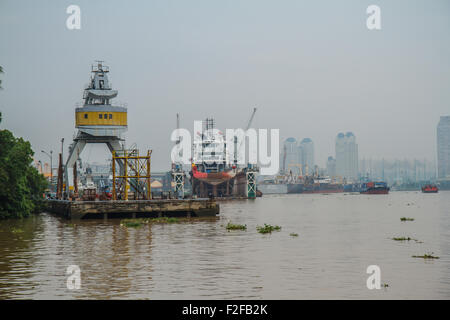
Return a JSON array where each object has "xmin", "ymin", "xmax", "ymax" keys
[{"xmin": 0, "ymin": 191, "xmax": 449, "ymax": 299}]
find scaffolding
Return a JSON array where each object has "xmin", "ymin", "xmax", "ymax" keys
[
  {"xmin": 172, "ymin": 170, "xmax": 185, "ymax": 198},
  {"xmin": 112, "ymin": 149, "xmax": 152, "ymax": 200},
  {"xmin": 246, "ymin": 169, "xmax": 257, "ymax": 198}
]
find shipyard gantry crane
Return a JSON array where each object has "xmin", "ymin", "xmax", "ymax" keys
[{"xmin": 64, "ymin": 62, "xmax": 127, "ymax": 195}]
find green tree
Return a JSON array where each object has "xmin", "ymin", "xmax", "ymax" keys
[
  {"xmin": 0, "ymin": 68, "xmax": 48, "ymax": 219},
  {"xmin": 0, "ymin": 128, "xmax": 48, "ymax": 219}
]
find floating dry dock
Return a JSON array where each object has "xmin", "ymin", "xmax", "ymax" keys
[{"xmin": 45, "ymin": 199, "xmax": 219, "ymax": 220}]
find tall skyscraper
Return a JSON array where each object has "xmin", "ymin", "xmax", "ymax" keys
[
  {"xmin": 437, "ymin": 116, "xmax": 450, "ymax": 179},
  {"xmin": 335, "ymin": 132, "xmax": 359, "ymax": 181},
  {"xmin": 299, "ymin": 138, "xmax": 314, "ymax": 175},
  {"xmin": 282, "ymin": 137, "xmax": 300, "ymax": 174},
  {"xmin": 326, "ymin": 156, "xmax": 336, "ymax": 177}
]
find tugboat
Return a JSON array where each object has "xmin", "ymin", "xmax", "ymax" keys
[
  {"xmin": 360, "ymin": 181, "xmax": 389, "ymax": 194},
  {"xmin": 421, "ymin": 184, "xmax": 438, "ymax": 193}
]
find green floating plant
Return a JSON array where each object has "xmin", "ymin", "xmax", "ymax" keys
[
  {"xmin": 392, "ymin": 236, "xmax": 416, "ymax": 241},
  {"xmin": 11, "ymin": 227, "xmax": 24, "ymax": 234},
  {"xmin": 120, "ymin": 217, "xmax": 180, "ymax": 228},
  {"xmin": 412, "ymin": 252, "xmax": 439, "ymax": 259},
  {"xmin": 256, "ymin": 224, "xmax": 281, "ymax": 234},
  {"xmin": 120, "ymin": 219, "xmax": 143, "ymax": 228},
  {"xmin": 226, "ymin": 222, "xmax": 247, "ymax": 231}
]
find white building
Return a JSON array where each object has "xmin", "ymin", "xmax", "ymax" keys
[
  {"xmin": 335, "ymin": 132, "xmax": 359, "ymax": 181},
  {"xmin": 437, "ymin": 116, "xmax": 450, "ymax": 179},
  {"xmin": 282, "ymin": 137, "xmax": 301, "ymax": 174},
  {"xmin": 299, "ymin": 138, "xmax": 314, "ymax": 175},
  {"xmin": 326, "ymin": 156, "xmax": 336, "ymax": 177}
]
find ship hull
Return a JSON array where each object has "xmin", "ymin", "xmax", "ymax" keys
[
  {"xmin": 422, "ymin": 188, "xmax": 438, "ymax": 193},
  {"xmin": 287, "ymin": 183, "xmax": 343, "ymax": 194},
  {"xmin": 360, "ymin": 188, "xmax": 389, "ymax": 194},
  {"xmin": 258, "ymin": 183, "xmax": 287, "ymax": 195},
  {"xmin": 421, "ymin": 185, "xmax": 438, "ymax": 193},
  {"xmin": 302, "ymin": 188, "xmax": 343, "ymax": 194},
  {"xmin": 191, "ymin": 170, "xmax": 248, "ymax": 198}
]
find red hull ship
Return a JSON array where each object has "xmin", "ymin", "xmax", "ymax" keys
[
  {"xmin": 360, "ymin": 181, "xmax": 389, "ymax": 194},
  {"xmin": 421, "ymin": 184, "xmax": 438, "ymax": 193},
  {"xmin": 192, "ymin": 165, "xmax": 235, "ymax": 184},
  {"xmin": 189, "ymin": 118, "xmax": 254, "ymax": 198}
]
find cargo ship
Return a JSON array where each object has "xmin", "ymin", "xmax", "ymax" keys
[
  {"xmin": 343, "ymin": 183, "xmax": 361, "ymax": 192},
  {"xmin": 287, "ymin": 176, "xmax": 344, "ymax": 194},
  {"xmin": 421, "ymin": 184, "xmax": 438, "ymax": 193},
  {"xmin": 257, "ymin": 178, "xmax": 288, "ymax": 194},
  {"xmin": 360, "ymin": 181, "xmax": 389, "ymax": 194}
]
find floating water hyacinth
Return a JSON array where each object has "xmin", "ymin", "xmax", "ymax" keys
[
  {"xmin": 392, "ymin": 236, "xmax": 415, "ymax": 241},
  {"xmin": 226, "ymin": 222, "xmax": 247, "ymax": 231},
  {"xmin": 120, "ymin": 217, "xmax": 181, "ymax": 228},
  {"xmin": 256, "ymin": 224, "xmax": 281, "ymax": 234},
  {"xmin": 412, "ymin": 252, "xmax": 439, "ymax": 259}
]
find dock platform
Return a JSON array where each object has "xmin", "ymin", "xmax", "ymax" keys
[{"xmin": 45, "ymin": 199, "xmax": 219, "ymax": 220}]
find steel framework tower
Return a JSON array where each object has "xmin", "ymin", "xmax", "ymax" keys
[{"xmin": 112, "ymin": 149, "xmax": 151, "ymax": 200}]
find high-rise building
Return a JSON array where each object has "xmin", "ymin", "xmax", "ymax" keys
[
  {"xmin": 299, "ymin": 138, "xmax": 314, "ymax": 175},
  {"xmin": 335, "ymin": 132, "xmax": 359, "ymax": 181},
  {"xmin": 326, "ymin": 156, "xmax": 336, "ymax": 177},
  {"xmin": 282, "ymin": 137, "xmax": 301, "ymax": 174},
  {"xmin": 437, "ymin": 116, "xmax": 450, "ymax": 179}
]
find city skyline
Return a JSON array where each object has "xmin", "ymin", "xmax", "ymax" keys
[{"xmin": 280, "ymin": 131, "xmax": 441, "ymax": 178}]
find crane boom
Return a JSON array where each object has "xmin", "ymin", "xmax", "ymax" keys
[
  {"xmin": 234, "ymin": 107, "xmax": 257, "ymax": 166},
  {"xmin": 246, "ymin": 107, "xmax": 257, "ymax": 130},
  {"xmin": 175, "ymin": 113, "xmax": 180, "ymax": 144}
]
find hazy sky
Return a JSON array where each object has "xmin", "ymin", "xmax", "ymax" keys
[{"xmin": 1, "ymin": 0, "xmax": 449, "ymax": 171}]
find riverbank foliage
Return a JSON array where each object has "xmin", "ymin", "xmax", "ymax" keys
[{"xmin": 0, "ymin": 111, "xmax": 48, "ymax": 219}]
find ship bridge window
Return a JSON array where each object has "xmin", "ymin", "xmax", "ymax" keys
[
  {"xmin": 109, "ymin": 114, "xmax": 112, "ymax": 119},
  {"xmin": 84, "ymin": 114, "xmax": 88, "ymax": 119},
  {"xmin": 99, "ymin": 80, "xmax": 104, "ymax": 89},
  {"xmin": 99, "ymin": 114, "xmax": 102, "ymax": 119},
  {"xmin": 104, "ymin": 114, "xmax": 108, "ymax": 119}
]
